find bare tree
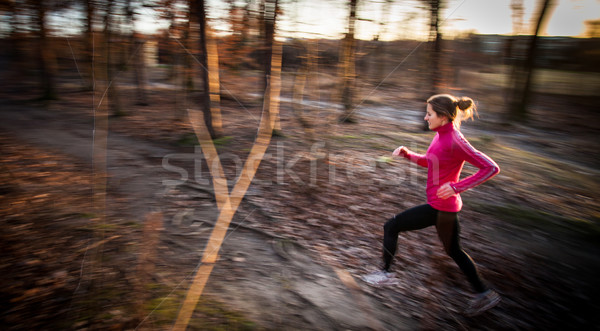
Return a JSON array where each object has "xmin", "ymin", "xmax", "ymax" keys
[
  {"xmin": 583, "ymin": 19, "xmax": 600, "ymax": 38},
  {"xmin": 195, "ymin": 0, "xmax": 221, "ymax": 138},
  {"xmin": 260, "ymin": 0, "xmax": 278, "ymax": 89},
  {"xmin": 504, "ymin": 0, "xmax": 524, "ymax": 112},
  {"xmin": 155, "ymin": 0, "xmax": 186, "ymax": 119},
  {"xmin": 240, "ymin": 0, "xmax": 252, "ymax": 43},
  {"xmin": 183, "ymin": 0, "xmax": 194, "ymax": 91},
  {"xmin": 505, "ymin": 0, "xmax": 525, "ymax": 67},
  {"xmin": 102, "ymin": 0, "xmax": 123, "ymax": 116},
  {"xmin": 511, "ymin": 0, "xmax": 525, "ymax": 35},
  {"xmin": 291, "ymin": 41, "xmax": 311, "ymax": 132},
  {"xmin": 224, "ymin": 0, "xmax": 252, "ymax": 64},
  {"xmin": 259, "ymin": 0, "xmax": 281, "ymax": 133},
  {"xmin": 31, "ymin": 0, "xmax": 58, "ymax": 100},
  {"xmin": 206, "ymin": 27, "xmax": 223, "ymax": 136},
  {"xmin": 0, "ymin": 0, "xmax": 25, "ymax": 79},
  {"xmin": 339, "ymin": 0, "xmax": 358, "ymax": 123},
  {"xmin": 422, "ymin": 0, "xmax": 444, "ymax": 97},
  {"xmin": 373, "ymin": 0, "xmax": 393, "ymax": 81},
  {"xmin": 80, "ymin": 0, "xmax": 94, "ymax": 90},
  {"xmin": 508, "ymin": 0, "xmax": 555, "ymax": 121},
  {"xmin": 416, "ymin": 0, "xmax": 445, "ymax": 129},
  {"xmin": 126, "ymin": 0, "xmax": 149, "ymax": 106},
  {"xmin": 160, "ymin": 0, "xmax": 196, "ymax": 120}
]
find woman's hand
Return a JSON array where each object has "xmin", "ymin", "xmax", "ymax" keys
[
  {"xmin": 437, "ymin": 183, "xmax": 456, "ymax": 200},
  {"xmin": 392, "ymin": 146, "xmax": 408, "ymax": 157}
]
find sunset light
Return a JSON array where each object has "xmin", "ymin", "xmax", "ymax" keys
[{"xmin": 0, "ymin": 0, "xmax": 598, "ymax": 330}]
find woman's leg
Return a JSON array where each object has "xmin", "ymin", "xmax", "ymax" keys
[
  {"xmin": 383, "ymin": 204, "xmax": 438, "ymax": 271},
  {"xmin": 435, "ymin": 211, "xmax": 487, "ymax": 293}
]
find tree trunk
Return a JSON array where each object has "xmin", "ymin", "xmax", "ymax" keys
[
  {"xmin": 34, "ymin": 0, "xmax": 57, "ymax": 100},
  {"xmin": 196, "ymin": 0, "xmax": 217, "ymax": 138},
  {"xmin": 206, "ymin": 27, "xmax": 223, "ymax": 136},
  {"xmin": 133, "ymin": 38, "xmax": 149, "ymax": 106},
  {"xmin": 291, "ymin": 39, "xmax": 320, "ymax": 139},
  {"xmin": 374, "ymin": 0, "xmax": 392, "ymax": 81},
  {"xmin": 90, "ymin": 18, "xmax": 109, "ymax": 297},
  {"xmin": 184, "ymin": 1, "xmax": 194, "ymax": 91},
  {"xmin": 509, "ymin": 0, "xmax": 554, "ymax": 122},
  {"xmin": 268, "ymin": 38, "xmax": 282, "ymax": 134},
  {"xmin": 241, "ymin": 0, "xmax": 252, "ymax": 43},
  {"xmin": 175, "ymin": 1, "xmax": 193, "ymax": 121},
  {"xmin": 430, "ymin": 0, "xmax": 442, "ymax": 96},
  {"xmin": 104, "ymin": 0, "xmax": 123, "ymax": 116},
  {"xmin": 6, "ymin": 2, "xmax": 25, "ymax": 81},
  {"xmin": 83, "ymin": 0, "xmax": 94, "ymax": 91},
  {"xmin": 292, "ymin": 51, "xmax": 309, "ymax": 129},
  {"xmin": 263, "ymin": 0, "xmax": 280, "ymax": 133},
  {"xmin": 339, "ymin": 0, "xmax": 358, "ymax": 123},
  {"xmin": 126, "ymin": 0, "xmax": 148, "ymax": 106},
  {"xmin": 261, "ymin": 0, "xmax": 277, "ymax": 90},
  {"xmin": 422, "ymin": 0, "xmax": 443, "ymax": 130}
]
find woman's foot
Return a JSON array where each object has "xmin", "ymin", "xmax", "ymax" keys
[
  {"xmin": 361, "ymin": 270, "xmax": 399, "ymax": 287},
  {"xmin": 464, "ymin": 289, "xmax": 501, "ymax": 316}
]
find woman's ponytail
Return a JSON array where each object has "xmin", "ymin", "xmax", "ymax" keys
[{"xmin": 456, "ymin": 96, "xmax": 477, "ymax": 124}]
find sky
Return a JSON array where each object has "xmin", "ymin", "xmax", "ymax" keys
[
  {"xmin": 443, "ymin": 0, "xmax": 599, "ymax": 37},
  {"xmin": 26, "ymin": 0, "xmax": 600, "ymax": 40},
  {"xmin": 275, "ymin": 0, "xmax": 600, "ymax": 40}
]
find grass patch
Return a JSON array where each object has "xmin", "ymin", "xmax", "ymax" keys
[
  {"xmin": 176, "ymin": 133, "xmax": 199, "ymax": 146},
  {"xmin": 177, "ymin": 134, "xmax": 234, "ymax": 149},
  {"xmin": 376, "ymin": 156, "xmax": 394, "ymax": 164},
  {"xmin": 121, "ymin": 220, "xmax": 143, "ymax": 228},
  {"xmin": 330, "ymin": 134, "xmax": 361, "ymax": 140},
  {"xmin": 76, "ymin": 221, "xmax": 138, "ymax": 233},
  {"xmin": 213, "ymin": 136, "xmax": 234, "ymax": 146},
  {"xmin": 462, "ymin": 66, "xmax": 600, "ymax": 96},
  {"xmin": 189, "ymin": 296, "xmax": 258, "ymax": 330},
  {"xmin": 75, "ymin": 286, "xmax": 131, "ymax": 324},
  {"xmin": 143, "ymin": 287, "xmax": 257, "ymax": 330},
  {"xmin": 78, "ymin": 212, "xmax": 97, "ymax": 219},
  {"xmin": 144, "ymin": 291, "xmax": 184, "ymax": 326},
  {"xmin": 485, "ymin": 143, "xmax": 598, "ymax": 194},
  {"xmin": 89, "ymin": 223, "xmax": 119, "ymax": 232},
  {"xmin": 478, "ymin": 135, "xmax": 495, "ymax": 145},
  {"xmin": 475, "ymin": 202, "xmax": 600, "ymax": 244},
  {"xmin": 75, "ymin": 222, "xmax": 120, "ymax": 233}
]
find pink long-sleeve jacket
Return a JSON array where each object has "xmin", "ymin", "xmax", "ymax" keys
[{"xmin": 402, "ymin": 122, "xmax": 499, "ymax": 212}]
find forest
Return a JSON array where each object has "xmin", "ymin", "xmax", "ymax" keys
[{"xmin": 1, "ymin": 0, "xmax": 599, "ymax": 330}]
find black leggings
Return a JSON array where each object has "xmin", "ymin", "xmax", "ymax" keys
[{"xmin": 383, "ymin": 204, "xmax": 487, "ymax": 293}]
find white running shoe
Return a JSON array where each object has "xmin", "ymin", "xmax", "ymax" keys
[
  {"xmin": 464, "ymin": 289, "xmax": 501, "ymax": 316},
  {"xmin": 361, "ymin": 270, "xmax": 399, "ymax": 287}
]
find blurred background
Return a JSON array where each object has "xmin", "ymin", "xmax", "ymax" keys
[{"xmin": 0, "ymin": 0, "xmax": 599, "ymax": 330}]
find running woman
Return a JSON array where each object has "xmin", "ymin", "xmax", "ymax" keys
[{"xmin": 363, "ymin": 94, "xmax": 501, "ymax": 316}]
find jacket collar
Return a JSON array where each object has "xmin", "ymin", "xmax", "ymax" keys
[{"xmin": 433, "ymin": 121, "xmax": 455, "ymax": 133}]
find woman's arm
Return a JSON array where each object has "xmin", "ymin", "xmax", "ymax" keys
[
  {"xmin": 393, "ymin": 146, "xmax": 428, "ymax": 168},
  {"xmin": 450, "ymin": 132, "xmax": 500, "ymax": 194}
]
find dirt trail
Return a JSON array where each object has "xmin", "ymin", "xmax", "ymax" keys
[
  {"xmin": 0, "ymin": 100, "xmax": 422, "ymax": 330},
  {"xmin": 2, "ymin": 79, "xmax": 599, "ymax": 330}
]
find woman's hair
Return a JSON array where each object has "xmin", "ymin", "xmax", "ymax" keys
[{"xmin": 427, "ymin": 94, "xmax": 477, "ymax": 127}]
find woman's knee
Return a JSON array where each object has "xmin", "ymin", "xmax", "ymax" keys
[
  {"xmin": 383, "ymin": 216, "xmax": 396, "ymax": 233},
  {"xmin": 447, "ymin": 244, "xmax": 464, "ymax": 260}
]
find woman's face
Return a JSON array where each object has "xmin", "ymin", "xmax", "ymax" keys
[{"xmin": 424, "ymin": 104, "xmax": 448, "ymax": 130}]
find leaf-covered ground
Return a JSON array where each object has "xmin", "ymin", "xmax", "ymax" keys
[{"xmin": 1, "ymin": 68, "xmax": 599, "ymax": 330}]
